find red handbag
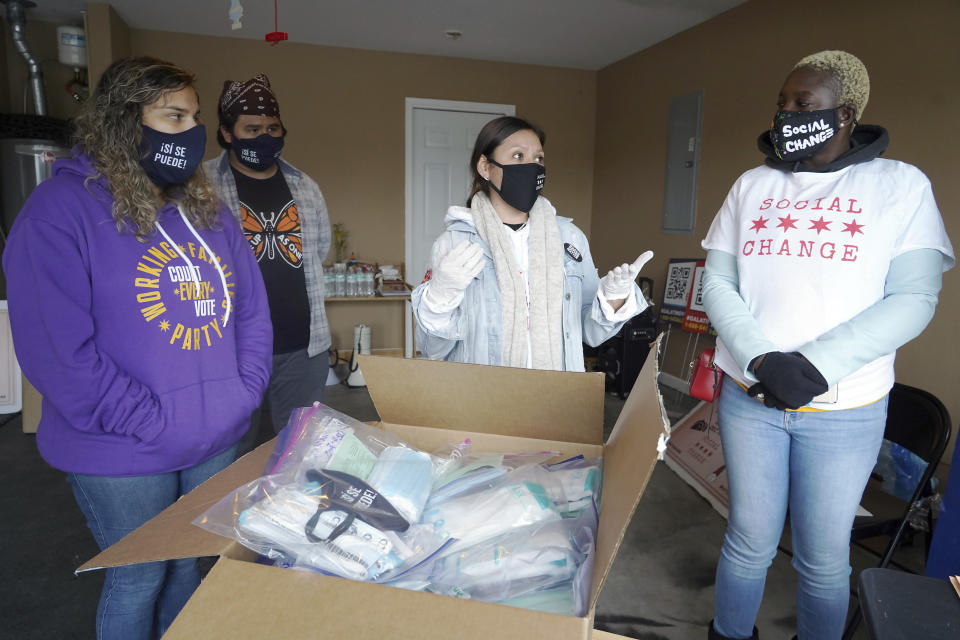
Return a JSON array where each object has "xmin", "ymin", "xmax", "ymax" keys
[{"xmin": 689, "ymin": 347, "xmax": 722, "ymax": 402}]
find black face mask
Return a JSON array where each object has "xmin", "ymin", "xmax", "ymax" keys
[
  {"xmin": 139, "ymin": 124, "xmax": 207, "ymax": 188},
  {"xmin": 303, "ymin": 468, "xmax": 409, "ymax": 542},
  {"xmin": 487, "ymin": 159, "xmax": 545, "ymax": 213},
  {"xmin": 769, "ymin": 109, "xmax": 839, "ymax": 161},
  {"xmin": 232, "ymin": 133, "xmax": 284, "ymax": 170}
]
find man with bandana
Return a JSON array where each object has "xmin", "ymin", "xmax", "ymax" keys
[{"xmin": 204, "ymin": 74, "xmax": 332, "ymax": 453}]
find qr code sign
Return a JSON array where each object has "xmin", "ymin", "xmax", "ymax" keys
[
  {"xmin": 664, "ymin": 265, "xmax": 693, "ymax": 306},
  {"xmin": 691, "ymin": 272, "xmax": 705, "ymax": 310}
]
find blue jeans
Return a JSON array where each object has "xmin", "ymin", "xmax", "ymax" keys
[
  {"xmin": 67, "ymin": 445, "xmax": 237, "ymax": 640},
  {"xmin": 713, "ymin": 379, "xmax": 887, "ymax": 640}
]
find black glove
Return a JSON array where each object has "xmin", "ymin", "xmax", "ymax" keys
[
  {"xmin": 747, "ymin": 382, "xmax": 790, "ymax": 410},
  {"xmin": 750, "ymin": 351, "xmax": 828, "ymax": 410}
]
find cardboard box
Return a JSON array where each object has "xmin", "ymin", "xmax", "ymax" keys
[
  {"xmin": 664, "ymin": 400, "xmax": 729, "ymax": 519},
  {"xmin": 79, "ymin": 339, "xmax": 668, "ymax": 639},
  {"xmin": 21, "ymin": 375, "xmax": 41, "ymax": 434}
]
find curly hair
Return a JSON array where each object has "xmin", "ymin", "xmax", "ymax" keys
[
  {"xmin": 72, "ymin": 56, "xmax": 220, "ymax": 242},
  {"xmin": 794, "ymin": 50, "xmax": 870, "ymax": 122}
]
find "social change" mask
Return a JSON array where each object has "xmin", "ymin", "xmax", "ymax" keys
[{"xmin": 769, "ymin": 109, "xmax": 838, "ymax": 161}]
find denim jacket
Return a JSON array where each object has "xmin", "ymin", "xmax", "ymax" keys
[{"xmin": 412, "ymin": 203, "xmax": 646, "ymax": 371}]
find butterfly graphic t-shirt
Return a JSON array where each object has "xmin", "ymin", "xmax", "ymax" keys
[{"xmin": 233, "ymin": 167, "xmax": 311, "ymax": 353}]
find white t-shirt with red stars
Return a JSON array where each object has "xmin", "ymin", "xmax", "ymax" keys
[{"xmin": 702, "ymin": 158, "xmax": 954, "ymax": 409}]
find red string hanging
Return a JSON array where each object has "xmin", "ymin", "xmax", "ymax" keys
[{"xmin": 265, "ymin": 0, "xmax": 288, "ymax": 45}]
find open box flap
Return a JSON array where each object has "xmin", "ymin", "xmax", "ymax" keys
[
  {"xmin": 589, "ymin": 335, "xmax": 668, "ymax": 609},
  {"xmin": 381, "ymin": 422, "xmax": 604, "ymax": 460},
  {"xmin": 359, "ymin": 355, "xmax": 605, "ymax": 445},
  {"xmin": 77, "ymin": 442, "xmax": 275, "ymax": 572},
  {"xmin": 163, "ymin": 557, "xmax": 592, "ymax": 640}
]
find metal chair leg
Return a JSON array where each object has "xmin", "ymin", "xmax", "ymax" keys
[{"xmin": 842, "ymin": 604, "xmax": 863, "ymax": 640}]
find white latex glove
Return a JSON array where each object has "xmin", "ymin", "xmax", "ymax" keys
[
  {"xmin": 599, "ymin": 251, "xmax": 654, "ymax": 302},
  {"xmin": 423, "ymin": 240, "xmax": 485, "ymax": 311}
]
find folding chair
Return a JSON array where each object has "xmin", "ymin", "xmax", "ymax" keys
[
  {"xmin": 856, "ymin": 568, "xmax": 960, "ymax": 640},
  {"xmin": 842, "ymin": 382, "xmax": 953, "ymax": 640}
]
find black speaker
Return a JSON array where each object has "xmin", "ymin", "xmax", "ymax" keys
[
  {"xmin": 586, "ymin": 310, "xmax": 657, "ymax": 398},
  {"xmin": 616, "ymin": 313, "xmax": 658, "ymax": 398}
]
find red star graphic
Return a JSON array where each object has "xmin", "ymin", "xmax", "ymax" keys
[
  {"xmin": 808, "ymin": 216, "xmax": 832, "ymax": 234},
  {"xmin": 777, "ymin": 214, "xmax": 799, "ymax": 232},
  {"xmin": 842, "ymin": 219, "xmax": 865, "ymax": 237},
  {"xmin": 749, "ymin": 216, "xmax": 769, "ymax": 233}
]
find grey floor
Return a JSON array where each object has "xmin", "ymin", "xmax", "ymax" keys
[{"xmin": 0, "ymin": 372, "xmax": 928, "ymax": 640}]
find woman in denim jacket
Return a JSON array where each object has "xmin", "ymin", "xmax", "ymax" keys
[{"xmin": 413, "ymin": 116, "xmax": 653, "ymax": 371}]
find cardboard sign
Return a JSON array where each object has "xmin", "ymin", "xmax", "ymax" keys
[
  {"xmin": 664, "ymin": 400, "xmax": 728, "ymax": 518},
  {"xmin": 681, "ymin": 261, "xmax": 711, "ymax": 334},
  {"xmin": 660, "ymin": 258, "xmax": 699, "ymax": 323}
]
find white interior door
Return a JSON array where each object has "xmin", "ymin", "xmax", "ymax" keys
[{"xmin": 405, "ymin": 99, "xmax": 514, "ymax": 356}]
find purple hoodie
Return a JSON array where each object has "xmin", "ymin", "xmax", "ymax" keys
[{"xmin": 3, "ymin": 152, "xmax": 273, "ymax": 476}]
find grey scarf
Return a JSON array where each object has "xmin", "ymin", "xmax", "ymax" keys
[{"xmin": 470, "ymin": 192, "xmax": 564, "ymax": 370}]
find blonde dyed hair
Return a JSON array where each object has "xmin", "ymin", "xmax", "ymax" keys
[
  {"xmin": 72, "ymin": 56, "xmax": 220, "ymax": 242},
  {"xmin": 794, "ymin": 50, "xmax": 870, "ymax": 121}
]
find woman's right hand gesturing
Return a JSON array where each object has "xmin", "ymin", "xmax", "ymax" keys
[{"xmin": 423, "ymin": 240, "xmax": 485, "ymax": 311}]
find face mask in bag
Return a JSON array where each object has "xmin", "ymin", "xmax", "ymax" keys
[
  {"xmin": 237, "ymin": 486, "xmax": 398, "ymax": 581},
  {"xmin": 542, "ymin": 466, "xmax": 601, "ymax": 514},
  {"xmin": 422, "ymin": 481, "xmax": 560, "ymax": 550},
  {"xmin": 426, "ymin": 466, "xmax": 509, "ymax": 508},
  {"xmin": 309, "ymin": 426, "xmax": 379, "ymax": 481},
  {"xmin": 365, "ymin": 446, "xmax": 434, "ymax": 524},
  {"xmin": 302, "ymin": 509, "xmax": 409, "ymax": 580},
  {"xmin": 497, "ymin": 584, "xmax": 576, "ymax": 616},
  {"xmin": 429, "ymin": 527, "xmax": 579, "ymax": 600},
  {"xmin": 303, "ymin": 468, "xmax": 410, "ymax": 542}
]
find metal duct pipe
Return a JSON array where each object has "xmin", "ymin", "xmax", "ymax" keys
[{"xmin": 3, "ymin": 0, "xmax": 47, "ymax": 116}]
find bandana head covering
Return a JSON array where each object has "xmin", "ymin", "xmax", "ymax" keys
[{"xmin": 218, "ymin": 73, "xmax": 280, "ymax": 121}]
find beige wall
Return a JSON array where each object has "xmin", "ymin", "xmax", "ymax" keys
[
  {"xmin": 591, "ymin": 0, "xmax": 960, "ymax": 457},
  {"xmin": 84, "ymin": 2, "xmax": 130, "ymax": 88},
  {"xmin": 1, "ymin": 17, "xmax": 84, "ymax": 121},
  {"xmin": 124, "ymin": 29, "xmax": 597, "ymax": 351}
]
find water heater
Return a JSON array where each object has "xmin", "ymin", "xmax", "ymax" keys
[
  {"xmin": 57, "ymin": 25, "xmax": 86, "ymax": 69},
  {"xmin": 0, "ymin": 118, "xmax": 72, "ymax": 299}
]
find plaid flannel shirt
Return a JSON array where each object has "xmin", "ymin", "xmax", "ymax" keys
[{"xmin": 204, "ymin": 152, "xmax": 331, "ymax": 356}]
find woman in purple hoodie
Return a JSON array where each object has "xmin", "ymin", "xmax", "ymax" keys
[{"xmin": 3, "ymin": 57, "xmax": 272, "ymax": 639}]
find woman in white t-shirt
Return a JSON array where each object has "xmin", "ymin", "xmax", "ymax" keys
[
  {"xmin": 701, "ymin": 51, "xmax": 953, "ymax": 640},
  {"xmin": 412, "ymin": 116, "xmax": 653, "ymax": 371}
]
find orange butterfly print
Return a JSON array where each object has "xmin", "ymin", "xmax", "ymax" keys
[{"xmin": 241, "ymin": 200, "xmax": 304, "ymax": 267}]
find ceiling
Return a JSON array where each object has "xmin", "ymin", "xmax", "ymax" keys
[{"xmin": 15, "ymin": 0, "xmax": 746, "ymax": 70}]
